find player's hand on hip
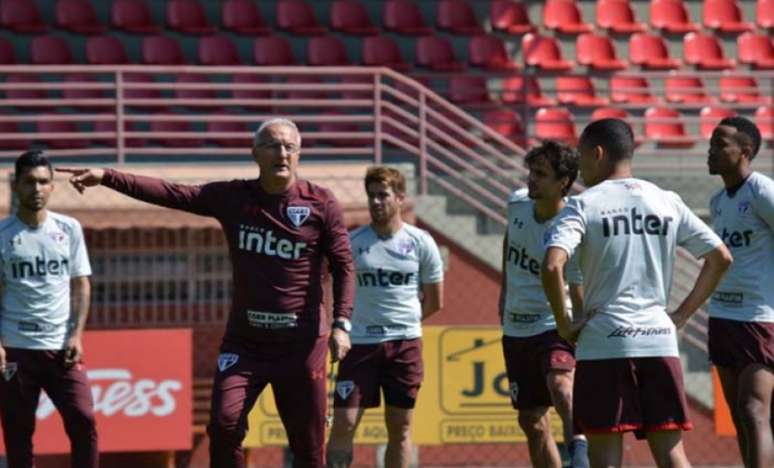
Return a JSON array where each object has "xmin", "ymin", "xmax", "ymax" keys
[
  {"xmin": 329, "ymin": 328, "xmax": 351, "ymax": 362},
  {"xmin": 669, "ymin": 308, "xmax": 691, "ymax": 330},
  {"xmin": 63, "ymin": 335, "xmax": 83, "ymax": 368},
  {"xmin": 559, "ymin": 310, "xmax": 595, "ymax": 344},
  {"xmin": 55, "ymin": 168, "xmax": 105, "ymax": 194}
]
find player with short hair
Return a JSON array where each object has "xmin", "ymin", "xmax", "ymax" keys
[
  {"xmin": 707, "ymin": 116, "xmax": 774, "ymax": 467},
  {"xmin": 500, "ymin": 140, "xmax": 589, "ymax": 468},
  {"xmin": 0, "ymin": 150, "xmax": 97, "ymax": 468},
  {"xmin": 327, "ymin": 166, "xmax": 443, "ymax": 468},
  {"xmin": 59, "ymin": 118, "xmax": 355, "ymax": 468},
  {"xmin": 542, "ymin": 118, "xmax": 733, "ymax": 467}
]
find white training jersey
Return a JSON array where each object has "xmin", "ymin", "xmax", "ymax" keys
[
  {"xmin": 709, "ymin": 172, "xmax": 774, "ymax": 323},
  {"xmin": 545, "ymin": 178, "xmax": 722, "ymax": 360},
  {"xmin": 349, "ymin": 223, "xmax": 443, "ymax": 344},
  {"xmin": 0, "ymin": 212, "xmax": 92, "ymax": 350},
  {"xmin": 503, "ymin": 189, "xmax": 582, "ymax": 338}
]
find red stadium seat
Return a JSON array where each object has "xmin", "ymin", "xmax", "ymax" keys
[
  {"xmin": 151, "ymin": 119, "xmax": 204, "ymax": 147},
  {"xmin": 596, "ymin": 0, "xmax": 646, "ymax": 34},
  {"xmin": 1, "ymin": 0, "xmax": 47, "ymax": 33},
  {"xmin": 556, "ymin": 76, "xmax": 608, "ymax": 107},
  {"xmin": 576, "ymin": 33, "xmax": 627, "ymax": 71},
  {"xmin": 483, "ymin": 109, "xmax": 526, "ymax": 146},
  {"xmin": 543, "ymin": 0, "xmax": 592, "ymax": 34},
  {"xmin": 436, "ymin": 0, "xmax": 483, "ymax": 35},
  {"xmin": 253, "ymin": 36, "xmax": 296, "ymax": 65},
  {"xmin": 629, "ymin": 33, "xmax": 681, "ymax": 70},
  {"xmin": 221, "ymin": 0, "xmax": 270, "ymax": 35},
  {"xmin": 490, "ymin": 0, "xmax": 535, "ymax": 34},
  {"xmin": 361, "ymin": 35, "xmax": 410, "ymax": 71},
  {"xmin": 665, "ymin": 75, "xmax": 713, "ymax": 104},
  {"xmin": 86, "ymin": 35, "xmax": 129, "ymax": 64},
  {"xmin": 649, "ymin": 0, "xmax": 699, "ymax": 33},
  {"xmin": 31, "ymin": 35, "xmax": 73, "ymax": 65},
  {"xmin": 63, "ymin": 73, "xmax": 107, "ymax": 101},
  {"xmin": 280, "ymin": 75, "xmax": 329, "ymax": 101},
  {"xmin": 468, "ymin": 35, "xmax": 519, "ymax": 71},
  {"xmin": 719, "ymin": 75, "xmax": 769, "ymax": 105},
  {"xmin": 610, "ymin": 76, "xmax": 659, "ymax": 104},
  {"xmin": 683, "ymin": 33, "xmax": 736, "ymax": 70},
  {"xmin": 317, "ymin": 113, "xmax": 370, "ymax": 147},
  {"xmin": 383, "ymin": 0, "xmax": 432, "ymax": 35},
  {"xmin": 0, "ymin": 116, "xmax": 29, "ymax": 149},
  {"xmin": 207, "ymin": 116, "xmax": 251, "ymax": 148},
  {"xmin": 447, "ymin": 75, "xmax": 490, "ymax": 105},
  {"xmin": 111, "ymin": 0, "xmax": 159, "ymax": 34},
  {"xmin": 500, "ymin": 75, "xmax": 555, "ymax": 106},
  {"xmin": 416, "ymin": 35, "xmax": 465, "ymax": 71},
  {"xmin": 330, "ymin": 0, "xmax": 378, "ymax": 35},
  {"xmin": 307, "ymin": 35, "xmax": 351, "ymax": 66},
  {"xmin": 198, "ymin": 35, "xmax": 241, "ymax": 65},
  {"xmin": 142, "ymin": 35, "xmax": 185, "ymax": 65},
  {"xmin": 535, "ymin": 107, "xmax": 577, "ymax": 144},
  {"xmin": 335, "ymin": 75, "xmax": 372, "ymax": 100},
  {"xmin": 56, "ymin": 0, "xmax": 106, "ymax": 34},
  {"xmin": 0, "ymin": 37, "xmax": 16, "ymax": 64},
  {"xmin": 737, "ymin": 33, "xmax": 774, "ymax": 70},
  {"xmin": 37, "ymin": 119, "xmax": 91, "ymax": 149},
  {"xmin": 4, "ymin": 74, "xmax": 46, "ymax": 101},
  {"xmin": 703, "ymin": 0, "xmax": 753, "ymax": 33},
  {"xmin": 522, "ymin": 33, "xmax": 574, "ymax": 71},
  {"xmin": 591, "ymin": 107, "xmax": 630, "ymax": 122},
  {"xmin": 757, "ymin": 0, "xmax": 774, "ymax": 30},
  {"xmin": 756, "ymin": 105, "xmax": 774, "ymax": 140},
  {"xmin": 699, "ymin": 106, "xmax": 736, "ymax": 138},
  {"xmin": 644, "ymin": 107, "xmax": 694, "ymax": 147},
  {"xmin": 276, "ymin": 0, "xmax": 326, "ymax": 35},
  {"xmin": 231, "ymin": 73, "xmax": 271, "ymax": 102},
  {"xmin": 94, "ymin": 119, "xmax": 147, "ymax": 147},
  {"xmin": 122, "ymin": 72, "xmax": 160, "ymax": 100},
  {"xmin": 166, "ymin": 0, "xmax": 216, "ymax": 34},
  {"xmin": 175, "ymin": 74, "xmax": 217, "ymax": 104}
]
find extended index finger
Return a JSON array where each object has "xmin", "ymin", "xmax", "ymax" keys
[{"xmin": 54, "ymin": 167, "xmax": 83, "ymax": 175}]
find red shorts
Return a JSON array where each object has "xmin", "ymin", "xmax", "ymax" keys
[
  {"xmin": 573, "ymin": 357, "xmax": 692, "ymax": 440},
  {"xmin": 333, "ymin": 339, "xmax": 423, "ymax": 410},
  {"xmin": 708, "ymin": 317, "xmax": 774, "ymax": 369},
  {"xmin": 501, "ymin": 330, "xmax": 576, "ymax": 410}
]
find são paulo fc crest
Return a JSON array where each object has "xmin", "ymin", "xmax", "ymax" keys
[
  {"xmin": 217, "ymin": 353, "xmax": 239, "ymax": 372},
  {"xmin": 508, "ymin": 381, "xmax": 519, "ymax": 403},
  {"xmin": 287, "ymin": 206, "xmax": 311, "ymax": 227},
  {"xmin": 336, "ymin": 380, "xmax": 355, "ymax": 400},
  {"xmin": 398, "ymin": 240, "xmax": 415, "ymax": 256},
  {"xmin": 2, "ymin": 362, "xmax": 17, "ymax": 382},
  {"xmin": 738, "ymin": 201, "xmax": 751, "ymax": 214}
]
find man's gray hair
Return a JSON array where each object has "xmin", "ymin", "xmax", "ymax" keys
[{"xmin": 253, "ymin": 118, "xmax": 301, "ymax": 147}]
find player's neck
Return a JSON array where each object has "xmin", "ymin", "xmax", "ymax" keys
[
  {"xmin": 720, "ymin": 167, "xmax": 752, "ymax": 190},
  {"xmin": 259, "ymin": 174, "xmax": 295, "ymax": 195},
  {"xmin": 533, "ymin": 198, "xmax": 563, "ymax": 223},
  {"xmin": 371, "ymin": 217, "xmax": 403, "ymax": 237},
  {"xmin": 607, "ymin": 161, "xmax": 633, "ymax": 181},
  {"xmin": 16, "ymin": 208, "xmax": 48, "ymax": 228}
]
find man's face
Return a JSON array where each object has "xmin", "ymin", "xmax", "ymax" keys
[
  {"xmin": 14, "ymin": 165, "xmax": 54, "ymax": 212},
  {"xmin": 577, "ymin": 141, "xmax": 601, "ymax": 186},
  {"xmin": 708, "ymin": 125, "xmax": 749, "ymax": 176},
  {"xmin": 252, "ymin": 124, "xmax": 301, "ymax": 183},
  {"xmin": 527, "ymin": 157, "xmax": 566, "ymax": 202},
  {"xmin": 366, "ymin": 181, "xmax": 404, "ymax": 225}
]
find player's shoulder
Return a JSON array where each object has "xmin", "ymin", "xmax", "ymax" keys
[
  {"xmin": 48, "ymin": 211, "xmax": 83, "ymax": 233},
  {"xmin": 0, "ymin": 215, "xmax": 20, "ymax": 237},
  {"xmin": 401, "ymin": 223, "xmax": 434, "ymax": 243},
  {"xmin": 507, "ymin": 187, "xmax": 530, "ymax": 205},
  {"xmin": 748, "ymin": 172, "xmax": 774, "ymax": 200},
  {"xmin": 709, "ymin": 186, "xmax": 726, "ymax": 207},
  {"xmin": 349, "ymin": 224, "xmax": 372, "ymax": 242}
]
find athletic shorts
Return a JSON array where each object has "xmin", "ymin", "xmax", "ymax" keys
[
  {"xmin": 708, "ymin": 317, "xmax": 774, "ymax": 369},
  {"xmin": 502, "ymin": 330, "xmax": 575, "ymax": 410},
  {"xmin": 333, "ymin": 338, "xmax": 423, "ymax": 410},
  {"xmin": 573, "ymin": 356, "xmax": 692, "ymax": 440}
]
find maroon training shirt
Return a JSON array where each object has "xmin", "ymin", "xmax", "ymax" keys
[{"xmin": 102, "ymin": 170, "xmax": 354, "ymax": 349}]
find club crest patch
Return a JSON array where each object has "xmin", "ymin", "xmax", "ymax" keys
[
  {"xmin": 509, "ymin": 381, "xmax": 519, "ymax": 403},
  {"xmin": 2, "ymin": 362, "xmax": 17, "ymax": 382},
  {"xmin": 398, "ymin": 240, "xmax": 415, "ymax": 256},
  {"xmin": 738, "ymin": 201, "xmax": 751, "ymax": 214},
  {"xmin": 217, "ymin": 353, "xmax": 239, "ymax": 372},
  {"xmin": 336, "ymin": 380, "xmax": 355, "ymax": 400},
  {"xmin": 287, "ymin": 206, "xmax": 311, "ymax": 227}
]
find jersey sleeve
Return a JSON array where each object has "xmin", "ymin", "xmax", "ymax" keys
[
  {"xmin": 673, "ymin": 192, "xmax": 723, "ymax": 258},
  {"xmin": 68, "ymin": 220, "xmax": 92, "ymax": 277},
  {"xmin": 544, "ymin": 197, "xmax": 586, "ymax": 257},
  {"xmin": 322, "ymin": 192, "xmax": 355, "ymax": 321},
  {"xmin": 753, "ymin": 176, "xmax": 774, "ymax": 232},
  {"xmin": 419, "ymin": 231, "xmax": 444, "ymax": 284}
]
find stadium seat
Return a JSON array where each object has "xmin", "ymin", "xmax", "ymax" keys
[
  {"xmin": 468, "ymin": 35, "xmax": 519, "ymax": 71},
  {"xmin": 198, "ymin": 35, "xmax": 241, "ymax": 65},
  {"xmin": 361, "ymin": 35, "xmax": 410, "ymax": 71},
  {"xmin": 221, "ymin": 0, "xmax": 270, "ymax": 35},
  {"xmin": 37, "ymin": 119, "xmax": 91, "ymax": 149},
  {"xmin": 63, "ymin": 73, "xmax": 108, "ymax": 102},
  {"xmin": 591, "ymin": 106, "xmax": 630, "ymax": 121},
  {"xmin": 150, "ymin": 119, "xmax": 204, "ymax": 147},
  {"xmin": 500, "ymin": 75, "xmax": 555, "ymax": 106},
  {"xmin": 0, "ymin": 116, "xmax": 29, "ymax": 149},
  {"xmin": 31, "ymin": 35, "xmax": 73, "ymax": 64},
  {"xmin": 665, "ymin": 75, "xmax": 712, "ymax": 104},
  {"xmin": 230, "ymin": 74, "xmax": 272, "ymax": 110},
  {"xmin": 335, "ymin": 75, "xmax": 372, "ymax": 100},
  {"xmin": 596, "ymin": 0, "xmax": 646, "ymax": 34},
  {"xmin": 556, "ymin": 76, "xmax": 608, "ymax": 107},
  {"xmin": 447, "ymin": 75, "xmax": 490, "ymax": 105},
  {"xmin": 522, "ymin": 33, "xmax": 574, "ymax": 71},
  {"xmin": 280, "ymin": 75, "xmax": 329, "ymax": 102},
  {"xmin": 649, "ymin": 0, "xmax": 699, "ymax": 33},
  {"xmin": 755, "ymin": 105, "xmax": 773, "ymax": 140},
  {"xmin": 576, "ymin": 33, "xmax": 627, "ymax": 71},
  {"xmin": 0, "ymin": 37, "xmax": 16, "ymax": 64},
  {"xmin": 757, "ymin": 0, "xmax": 774, "ymax": 30},
  {"xmin": 253, "ymin": 36, "xmax": 296, "ymax": 65},
  {"xmin": 174, "ymin": 74, "xmax": 218, "ymax": 107},
  {"xmin": 122, "ymin": 72, "xmax": 163, "ymax": 108},
  {"xmin": 94, "ymin": 119, "xmax": 147, "ymax": 147},
  {"xmin": 436, "ymin": 0, "xmax": 483, "ymax": 35},
  {"xmin": 56, "ymin": 0, "xmax": 106, "ymax": 34},
  {"xmin": 276, "ymin": 0, "xmax": 326, "ymax": 35},
  {"xmin": 330, "ymin": 0, "xmax": 378, "ymax": 35},
  {"xmin": 535, "ymin": 107, "xmax": 576, "ymax": 144},
  {"xmin": 702, "ymin": 0, "xmax": 753, "ymax": 33},
  {"xmin": 0, "ymin": 0, "xmax": 47, "ymax": 33},
  {"xmin": 142, "ymin": 35, "xmax": 185, "ymax": 65},
  {"xmin": 4, "ymin": 74, "xmax": 47, "ymax": 101},
  {"xmin": 699, "ymin": 106, "xmax": 736, "ymax": 138},
  {"xmin": 644, "ymin": 107, "xmax": 694, "ymax": 147},
  {"xmin": 483, "ymin": 109, "xmax": 526, "ymax": 146},
  {"xmin": 610, "ymin": 76, "xmax": 659, "ymax": 104},
  {"xmin": 683, "ymin": 33, "xmax": 736, "ymax": 70},
  {"xmin": 416, "ymin": 35, "xmax": 465, "ymax": 71},
  {"xmin": 207, "ymin": 116, "xmax": 251, "ymax": 148},
  {"xmin": 111, "ymin": 0, "xmax": 159, "ymax": 34},
  {"xmin": 719, "ymin": 75, "xmax": 768, "ymax": 104},
  {"xmin": 317, "ymin": 112, "xmax": 370, "ymax": 147},
  {"xmin": 490, "ymin": 0, "xmax": 535, "ymax": 34},
  {"xmin": 737, "ymin": 33, "xmax": 774, "ymax": 70},
  {"xmin": 166, "ymin": 0, "xmax": 216, "ymax": 34},
  {"xmin": 307, "ymin": 35, "xmax": 351, "ymax": 66},
  {"xmin": 86, "ymin": 35, "xmax": 129, "ymax": 64},
  {"xmin": 543, "ymin": 0, "xmax": 593, "ymax": 34},
  {"xmin": 383, "ymin": 0, "xmax": 432, "ymax": 35},
  {"xmin": 629, "ymin": 33, "xmax": 681, "ymax": 70}
]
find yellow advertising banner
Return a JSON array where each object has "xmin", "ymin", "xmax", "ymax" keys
[{"xmin": 244, "ymin": 326, "xmax": 562, "ymax": 447}]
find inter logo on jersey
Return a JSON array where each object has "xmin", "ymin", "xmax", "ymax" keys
[
  {"xmin": 601, "ymin": 207, "xmax": 673, "ymax": 237},
  {"xmin": 286, "ymin": 206, "xmax": 311, "ymax": 227}
]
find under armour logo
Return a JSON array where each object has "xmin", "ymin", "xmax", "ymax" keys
[{"xmin": 310, "ymin": 368, "xmax": 326, "ymax": 380}]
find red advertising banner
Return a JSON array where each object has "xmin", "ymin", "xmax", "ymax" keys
[{"xmin": 0, "ymin": 329, "xmax": 192, "ymax": 453}]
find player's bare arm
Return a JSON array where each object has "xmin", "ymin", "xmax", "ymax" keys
[
  {"xmin": 542, "ymin": 247, "xmax": 587, "ymax": 343},
  {"xmin": 0, "ymin": 280, "xmax": 5, "ymax": 372},
  {"xmin": 569, "ymin": 283, "xmax": 585, "ymax": 322},
  {"xmin": 671, "ymin": 245, "xmax": 733, "ymax": 329},
  {"xmin": 55, "ymin": 167, "xmax": 105, "ymax": 194},
  {"xmin": 66, "ymin": 275, "xmax": 91, "ymax": 368},
  {"xmin": 421, "ymin": 281, "xmax": 443, "ymax": 320}
]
